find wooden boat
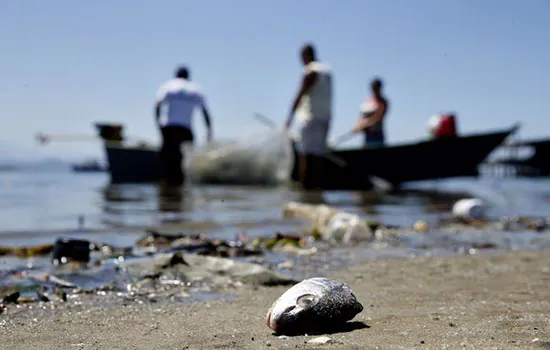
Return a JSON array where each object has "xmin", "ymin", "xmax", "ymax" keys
[
  {"xmin": 94, "ymin": 123, "xmax": 518, "ymax": 189},
  {"xmin": 291, "ymin": 124, "xmax": 518, "ymax": 190},
  {"xmin": 486, "ymin": 138, "xmax": 550, "ymax": 177},
  {"xmin": 71, "ymin": 159, "xmax": 107, "ymax": 173}
]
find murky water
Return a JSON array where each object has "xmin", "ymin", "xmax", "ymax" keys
[
  {"xmin": 1, "ymin": 169, "xmax": 549, "ymax": 244},
  {"xmin": 1, "ymin": 168, "xmax": 550, "ymax": 297}
]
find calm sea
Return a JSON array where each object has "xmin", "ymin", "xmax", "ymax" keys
[{"xmin": 0, "ymin": 166, "xmax": 549, "ymax": 260}]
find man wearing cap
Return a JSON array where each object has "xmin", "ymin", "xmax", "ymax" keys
[{"xmin": 154, "ymin": 66, "xmax": 213, "ymax": 186}]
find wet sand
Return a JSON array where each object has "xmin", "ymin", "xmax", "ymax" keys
[{"xmin": 1, "ymin": 249, "xmax": 549, "ymax": 350}]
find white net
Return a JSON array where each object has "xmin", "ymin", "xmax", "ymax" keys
[{"xmin": 184, "ymin": 130, "xmax": 295, "ymax": 186}]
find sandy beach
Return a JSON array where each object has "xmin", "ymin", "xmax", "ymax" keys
[{"xmin": 0, "ymin": 249, "xmax": 548, "ymax": 350}]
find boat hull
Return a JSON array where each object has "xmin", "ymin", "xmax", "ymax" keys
[
  {"xmin": 489, "ymin": 138, "xmax": 550, "ymax": 177},
  {"xmin": 104, "ymin": 145, "xmax": 163, "ymax": 183},
  {"xmin": 102, "ymin": 126, "xmax": 517, "ymax": 188},
  {"xmin": 291, "ymin": 127, "xmax": 516, "ymax": 190},
  {"xmin": 71, "ymin": 166, "xmax": 106, "ymax": 173}
]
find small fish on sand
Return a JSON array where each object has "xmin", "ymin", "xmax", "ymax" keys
[{"xmin": 266, "ymin": 277, "xmax": 363, "ymax": 335}]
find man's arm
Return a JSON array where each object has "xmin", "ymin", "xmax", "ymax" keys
[
  {"xmin": 154, "ymin": 101, "xmax": 162, "ymax": 127},
  {"xmin": 352, "ymin": 100, "xmax": 387, "ymax": 132},
  {"xmin": 285, "ymin": 71, "xmax": 318, "ymax": 129},
  {"xmin": 201, "ymin": 105, "xmax": 212, "ymax": 142},
  {"xmin": 154, "ymin": 85, "xmax": 166, "ymax": 128}
]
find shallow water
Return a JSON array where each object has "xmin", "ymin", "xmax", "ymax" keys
[
  {"xmin": 1, "ymin": 168, "xmax": 549, "ymax": 243},
  {"xmin": 1, "ymin": 167, "xmax": 550, "ymax": 294},
  {"xmin": 0, "ymin": 166, "xmax": 550, "ymax": 300}
]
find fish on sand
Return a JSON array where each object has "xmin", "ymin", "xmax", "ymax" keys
[{"xmin": 266, "ymin": 277, "xmax": 364, "ymax": 335}]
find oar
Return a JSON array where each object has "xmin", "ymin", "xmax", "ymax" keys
[
  {"xmin": 35, "ymin": 132, "xmax": 100, "ymax": 145},
  {"xmin": 253, "ymin": 113, "xmax": 347, "ymax": 167},
  {"xmin": 253, "ymin": 113, "xmax": 278, "ymax": 129},
  {"xmin": 35, "ymin": 132, "xmax": 154, "ymax": 147},
  {"xmin": 331, "ymin": 130, "xmax": 357, "ymax": 147}
]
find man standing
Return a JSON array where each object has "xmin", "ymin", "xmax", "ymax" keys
[
  {"xmin": 155, "ymin": 66, "xmax": 213, "ymax": 186},
  {"xmin": 284, "ymin": 43, "xmax": 333, "ymax": 190}
]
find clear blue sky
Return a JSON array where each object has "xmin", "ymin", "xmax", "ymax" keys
[{"xmin": 1, "ymin": 0, "xmax": 549, "ymax": 160}]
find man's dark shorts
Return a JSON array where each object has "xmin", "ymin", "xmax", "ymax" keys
[{"xmin": 159, "ymin": 125, "xmax": 194, "ymax": 185}]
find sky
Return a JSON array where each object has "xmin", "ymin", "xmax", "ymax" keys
[{"xmin": 1, "ymin": 0, "xmax": 549, "ymax": 161}]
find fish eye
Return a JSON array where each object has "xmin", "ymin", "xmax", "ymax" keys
[{"xmin": 297, "ymin": 294, "xmax": 317, "ymax": 309}]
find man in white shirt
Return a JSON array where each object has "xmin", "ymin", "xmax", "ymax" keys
[
  {"xmin": 155, "ymin": 66, "xmax": 213, "ymax": 186},
  {"xmin": 284, "ymin": 43, "xmax": 332, "ymax": 190}
]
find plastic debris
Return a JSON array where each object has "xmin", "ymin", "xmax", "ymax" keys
[
  {"xmin": 282, "ymin": 202, "xmax": 373, "ymax": 243},
  {"xmin": 307, "ymin": 336, "xmax": 333, "ymax": 345},
  {"xmin": 452, "ymin": 198, "xmax": 486, "ymax": 220}
]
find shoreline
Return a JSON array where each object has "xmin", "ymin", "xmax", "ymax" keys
[{"xmin": 1, "ymin": 249, "xmax": 549, "ymax": 349}]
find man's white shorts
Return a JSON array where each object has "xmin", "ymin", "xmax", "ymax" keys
[{"xmin": 299, "ymin": 118, "xmax": 330, "ymax": 156}]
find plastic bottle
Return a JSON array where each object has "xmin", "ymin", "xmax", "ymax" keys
[
  {"xmin": 452, "ymin": 198, "xmax": 486, "ymax": 219},
  {"xmin": 324, "ymin": 212, "xmax": 373, "ymax": 244}
]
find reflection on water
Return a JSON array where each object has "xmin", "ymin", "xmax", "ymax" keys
[
  {"xmin": 157, "ymin": 184, "xmax": 188, "ymax": 225},
  {"xmin": 2, "ymin": 171, "xmax": 550, "ymax": 296},
  {"xmin": 157, "ymin": 184, "xmax": 184, "ymax": 213},
  {"xmin": 1, "ymin": 170, "xmax": 550, "ymax": 246},
  {"xmin": 294, "ymin": 190, "xmax": 327, "ymax": 205},
  {"xmin": 100, "ymin": 183, "xmax": 195, "ymax": 227}
]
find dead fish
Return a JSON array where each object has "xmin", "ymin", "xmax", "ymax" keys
[{"xmin": 266, "ymin": 277, "xmax": 363, "ymax": 335}]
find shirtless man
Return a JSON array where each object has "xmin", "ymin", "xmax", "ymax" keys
[{"xmin": 352, "ymin": 78, "xmax": 389, "ymax": 147}]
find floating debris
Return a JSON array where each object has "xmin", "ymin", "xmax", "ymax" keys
[
  {"xmin": 259, "ymin": 232, "xmax": 317, "ymax": 256},
  {"xmin": 137, "ymin": 230, "xmax": 262, "ymax": 258},
  {"xmin": 263, "ymin": 232, "xmax": 305, "ymax": 250},
  {"xmin": 324, "ymin": 212, "xmax": 372, "ymax": 244},
  {"xmin": 266, "ymin": 277, "xmax": 363, "ymax": 335},
  {"xmin": 137, "ymin": 230, "xmax": 196, "ymax": 247},
  {"xmin": 52, "ymin": 238, "xmax": 95, "ymax": 265},
  {"xmin": 1, "ymin": 289, "xmax": 51, "ymax": 305},
  {"xmin": 452, "ymin": 198, "xmax": 486, "ymax": 220},
  {"xmin": 413, "ymin": 220, "xmax": 428, "ymax": 232},
  {"xmin": 121, "ymin": 252, "xmax": 297, "ymax": 292},
  {"xmin": 282, "ymin": 202, "xmax": 339, "ymax": 232},
  {"xmin": 307, "ymin": 336, "xmax": 333, "ymax": 345},
  {"xmin": 3, "ymin": 292, "xmax": 20, "ymax": 304},
  {"xmin": 282, "ymin": 202, "xmax": 373, "ymax": 244},
  {"xmin": 0, "ymin": 244, "xmax": 54, "ymax": 257}
]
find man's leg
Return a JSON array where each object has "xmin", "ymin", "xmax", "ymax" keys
[
  {"xmin": 299, "ymin": 153, "xmax": 327, "ymax": 190},
  {"xmin": 172, "ymin": 143, "xmax": 184, "ymax": 186},
  {"xmin": 159, "ymin": 127, "xmax": 184, "ymax": 186},
  {"xmin": 159, "ymin": 127, "xmax": 171, "ymax": 184},
  {"xmin": 314, "ymin": 121, "xmax": 329, "ymax": 190},
  {"xmin": 311, "ymin": 154, "xmax": 325, "ymax": 190},
  {"xmin": 299, "ymin": 120, "xmax": 328, "ymax": 191},
  {"xmin": 299, "ymin": 153, "xmax": 310, "ymax": 190},
  {"xmin": 178, "ymin": 127, "xmax": 195, "ymax": 186}
]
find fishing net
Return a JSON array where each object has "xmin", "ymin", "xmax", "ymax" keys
[{"xmin": 184, "ymin": 130, "xmax": 295, "ymax": 186}]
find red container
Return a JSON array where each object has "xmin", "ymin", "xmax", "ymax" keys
[{"xmin": 434, "ymin": 114, "xmax": 457, "ymax": 137}]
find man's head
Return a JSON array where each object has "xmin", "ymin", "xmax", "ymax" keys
[
  {"xmin": 371, "ymin": 78, "xmax": 383, "ymax": 96},
  {"xmin": 175, "ymin": 66, "xmax": 190, "ymax": 80},
  {"xmin": 300, "ymin": 43, "xmax": 316, "ymax": 65}
]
